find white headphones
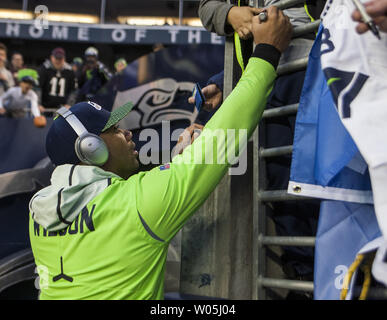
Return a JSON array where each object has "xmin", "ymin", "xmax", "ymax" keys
[{"xmin": 56, "ymin": 107, "xmax": 109, "ymax": 166}]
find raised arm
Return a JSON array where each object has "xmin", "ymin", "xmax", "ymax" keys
[
  {"xmin": 199, "ymin": 0, "xmax": 235, "ymax": 36},
  {"xmin": 135, "ymin": 7, "xmax": 292, "ymax": 243},
  {"xmin": 199, "ymin": 0, "xmax": 262, "ymax": 39}
]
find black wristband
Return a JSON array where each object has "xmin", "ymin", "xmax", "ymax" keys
[{"xmin": 251, "ymin": 44, "xmax": 282, "ymax": 70}]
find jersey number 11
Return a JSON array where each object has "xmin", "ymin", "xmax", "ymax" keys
[{"xmin": 49, "ymin": 77, "xmax": 66, "ymax": 97}]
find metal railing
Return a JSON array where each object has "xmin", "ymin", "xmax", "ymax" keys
[
  {"xmin": 277, "ymin": 57, "xmax": 309, "ymax": 76},
  {"xmin": 251, "ymin": 0, "xmax": 319, "ymax": 300},
  {"xmin": 259, "ymin": 145, "xmax": 293, "ymax": 158},
  {"xmin": 258, "ymin": 190, "xmax": 312, "ymax": 202},
  {"xmin": 293, "ymin": 20, "xmax": 321, "ymax": 37},
  {"xmin": 262, "ymin": 103, "xmax": 299, "ymax": 119},
  {"xmin": 258, "ymin": 235, "xmax": 316, "ymax": 247},
  {"xmin": 269, "ymin": 0, "xmax": 310, "ymax": 9},
  {"xmin": 259, "ymin": 277, "xmax": 314, "ymax": 292}
]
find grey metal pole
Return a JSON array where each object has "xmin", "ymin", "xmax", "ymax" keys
[
  {"xmin": 258, "ymin": 190, "xmax": 311, "ymax": 202},
  {"xmin": 22, "ymin": 0, "xmax": 28, "ymax": 11},
  {"xmin": 293, "ymin": 20, "xmax": 321, "ymax": 37},
  {"xmin": 265, "ymin": 0, "xmax": 306, "ymax": 10},
  {"xmin": 252, "ymin": 128, "xmax": 260, "ymax": 300},
  {"xmin": 254, "ymin": 0, "xmax": 267, "ymax": 302},
  {"xmin": 259, "ymin": 145, "xmax": 293, "ymax": 158},
  {"xmin": 259, "ymin": 277, "xmax": 314, "ymax": 292},
  {"xmin": 262, "ymin": 104, "xmax": 299, "ymax": 119},
  {"xmin": 277, "ymin": 57, "xmax": 309, "ymax": 76},
  {"xmin": 100, "ymin": 0, "xmax": 106, "ymax": 24},
  {"xmin": 179, "ymin": 0, "xmax": 184, "ymax": 26},
  {"xmin": 259, "ymin": 236, "xmax": 316, "ymax": 247}
]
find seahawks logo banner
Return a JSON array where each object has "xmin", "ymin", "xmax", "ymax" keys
[
  {"xmin": 113, "ymin": 78, "xmax": 196, "ymax": 130},
  {"xmin": 92, "ymin": 44, "xmax": 224, "ymax": 155}
]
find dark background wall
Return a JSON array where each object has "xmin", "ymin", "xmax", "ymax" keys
[
  {"xmin": 1, "ymin": 0, "xmax": 201, "ymax": 22},
  {"xmin": 0, "ymin": 0, "xmax": 202, "ymax": 69}
]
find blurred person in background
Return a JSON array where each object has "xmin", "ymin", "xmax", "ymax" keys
[
  {"xmin": 71, "ymin": 57, "xmax": 83, "ymax": 89},
  {"xmin": 77, "ymin": 46, "xmax": 112, "ymax": 102},
  {"xmin": 9, "ymin": 52, "xmax": 25, "ymax": 85},
  {"xmin": 38, "ymin": 47, "xmax": 76, "ymax": 112},
  {"xmin": 199, "ymin": 0, "xmax": 325, "ymax": 39},
  {"xmin": 71, "ymin": 57, "xmax": 83, "ymax": 75},
  {"xmin": 0, "ymin": 43, "xmax": 15, "ymax": 96},
  {"xmin": 114, "ymin": 58, "xmax": 128, "ymax": 74},
  {"xmin": 0, "ymin": 69, "xmax": 46, "ymax": 127}
]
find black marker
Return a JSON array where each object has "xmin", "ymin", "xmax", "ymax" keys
[{"xmin": 352, "ymin": 0, "xmax": 381, "ymax": 40}]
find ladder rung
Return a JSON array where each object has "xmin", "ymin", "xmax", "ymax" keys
[
  {"xmin": 277, "ymin": 57, "xmax": 309, "ymax": 76},
  {"xmin": 259, "ymin": 145, "xmax": 293, "ymax": 158},
  {"xmin": 262, "ymin": 104, "xmax": 299, "ymax": 119},
  {"xmin": 258, "ymin": 190, "xmax": 308, "ymax": 202},
  {"xmin": 259, "ymin": 236, "xmax": 316, "ymax": 247},
  {"xmin": 293, "ymin": 20, "xmax": 321, "ymax": 38},
  {"xmin": 265, "ymin": 0, "xmax": 306, "ymax": 10},
  {"xmin": 259, "ymin": 277, "xmax": 314, "ymax": 292}
]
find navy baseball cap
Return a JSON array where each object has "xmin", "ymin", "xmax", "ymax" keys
[{"xmin": 46, "ymin": 101, "xmax": 134, "ymax": 166}]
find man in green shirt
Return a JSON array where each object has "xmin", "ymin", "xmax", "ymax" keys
[{"xmin": 29, "ymin": 7, "xmax": 292, "ymax": 300}]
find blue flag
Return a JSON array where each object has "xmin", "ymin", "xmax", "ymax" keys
[
  {"xmin": 288, "ymin": 24, "xmax": 381, "ymax": 299},
  {"xmin": 288, "ymin": 25, "xmax": 372, "ymax": 204},
  {"xmin": 314, "ymin": 200, "xmax": 381, "ymax": 300}
]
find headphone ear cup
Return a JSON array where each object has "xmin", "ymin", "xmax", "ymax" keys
[{"xmin": 75, "ymin": 133, "xmax": 109, "ymax": 166}]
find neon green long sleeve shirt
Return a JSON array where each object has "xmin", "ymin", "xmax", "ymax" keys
[{"xmin": 29, "ymin": 47, "xmax": 278, "ymax": 300}]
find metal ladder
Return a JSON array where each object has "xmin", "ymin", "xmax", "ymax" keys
[
  {"xmin": 224, "ymin": 0, "xmax": 319, "ymax": 299},
  {"xmin": 254, "ymin": 0, "xmax": 318, "ymax": 294}
]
